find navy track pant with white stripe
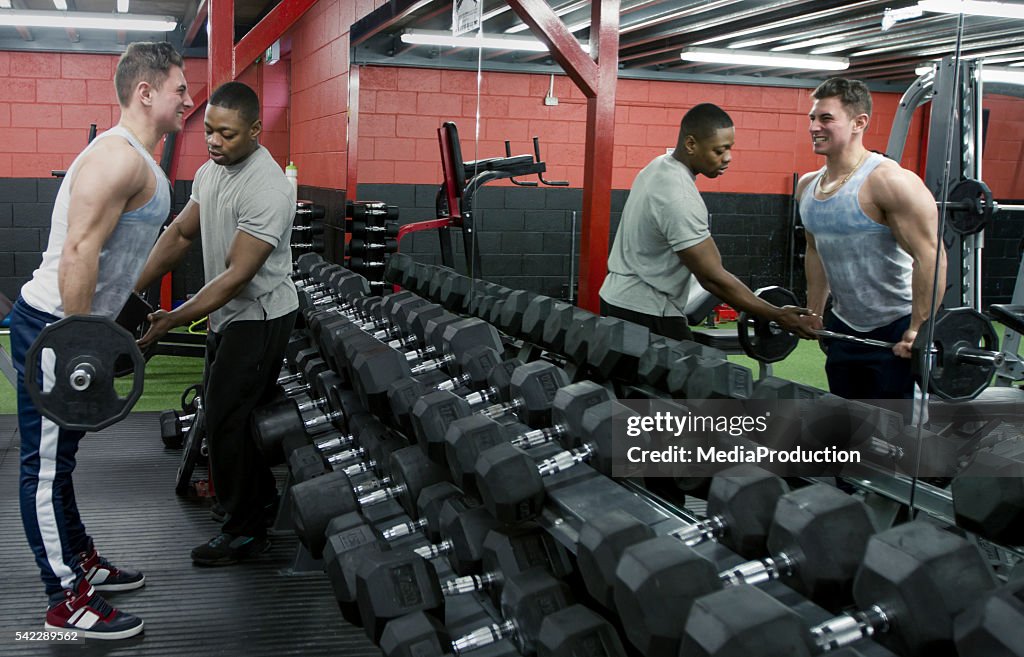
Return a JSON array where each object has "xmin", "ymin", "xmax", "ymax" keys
[{"xmin": 10, "ymin": 296, "xmax": 90, "ymax": 596}]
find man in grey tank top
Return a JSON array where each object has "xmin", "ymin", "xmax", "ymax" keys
[
  {"xmin": 135, "ymin": 82, "xmax": 298, "ymax": 568},
  {"xmin": 9, "ymin": 42, "xmax": 193, "ymax": 640},
  {"xmin": 600, "ymin": 103, "xmax": 817, "ymax": 342},
  {"xmin": 797, "ymin": 78, "xmax": 946, "ymax": 401}
]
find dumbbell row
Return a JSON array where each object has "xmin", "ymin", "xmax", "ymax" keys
[
  {"xmin": 280, "ymin": 257, "xmax": 630, "ymax": 646},
  {"xmin": 284, "ymin": 254, "xmax": 1019, "ymax": 654},
  {"xmin": 385, "ymin": 254, "xmax": 764, "ymax": 399},
  {"xmin": 296, "ymin": 253, "xmax": 1023, "ymax": 550}
]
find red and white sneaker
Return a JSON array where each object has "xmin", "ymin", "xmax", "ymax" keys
[
  {"xmin": 78, "ymin": 543, "xmax": 145, "ymax": 592},
  {"xmin": 45, "ymin": 578, "xmax": 144, "ymax": 640}
]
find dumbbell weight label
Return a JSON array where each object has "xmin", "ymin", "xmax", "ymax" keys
[{"xmin": 24, "ymin": 315, "xmax": 145, "ymax": 432}]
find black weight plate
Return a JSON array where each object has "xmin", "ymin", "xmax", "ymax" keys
[
  {"xmin": 912, "ymin": 307, "xmax": 999, "ymax": 401},
  {"xmin": 175, "ymin": 400, "xmax": 206, "ymax": 496},
  {"xmin": 946, "ymin": 178, "xmax": 993, "ymax": 236},
  {"xmin": 25, "ymin": 315, "xmax": 144, "ymax": 432},
  {"xmin": 114, "ymin": 292, "xmax": 157, "ymax": 377},
  {"xmin": 737, "ymin": 286, "xmax": 801, "ymax": 363}
]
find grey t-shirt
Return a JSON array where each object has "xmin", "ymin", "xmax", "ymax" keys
[
  {"xmin": 191, "ymin": 145, "xmax": 298, "ymax": 332},
  {"xmin": 599, "ymin": 154, "xmax": 710, "ymax": 316}
]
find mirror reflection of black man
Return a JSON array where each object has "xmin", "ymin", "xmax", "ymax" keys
[{"xmin": 600, "ymin": 103, "xmax": 816, "ymax": 342}]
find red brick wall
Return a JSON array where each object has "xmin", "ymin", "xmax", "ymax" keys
[
  {"xmin": 4, "ymin": 42, "xmax": 1022, "ymax": 200},
  {"xmin": 983, "ymin": 94, "xmax": 1024, "ymax": 199},
  {"xmin": 355, "ymin": 68, "xmax": 941, "ymax": 196},
  {"xmin": 0, "ymin": 51, "xmax": 288, "ymax": 180},
  {"xmin": 285, "ymin": 0, "xmax": 389, "ymax": 190}
]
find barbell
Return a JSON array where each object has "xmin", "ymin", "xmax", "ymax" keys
[{"xmin": 737, "ymin": 286, "xmax": 1004, "ymax": 401}]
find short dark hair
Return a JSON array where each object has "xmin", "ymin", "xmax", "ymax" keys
[
  {"xmin": 680, "ymin": 103, "xmax": 734, "ymax": 142},
  {"xmin": 812, "ymin": 78, "xmax": 872, "ymax": 118},
  {"xmin": 114, "ymin": 42, "xmax": 184, "ymax": 107},
  {"xmin": 209, "ymin": 81, "xmax": 261, "ymax": 125}
]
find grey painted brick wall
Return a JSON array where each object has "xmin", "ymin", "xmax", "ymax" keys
[
  {"xmin": 1, "ymin": 178, "xmax": 1021, "ymax": 313},
  {"xmin": 357, "ymin": 183, "xmax": 806, "ymax": 302}
]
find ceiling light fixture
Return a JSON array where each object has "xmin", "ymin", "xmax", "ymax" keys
[
  {"xmin": 0, "ymin": 9, "xmax": 176, "ymax": 30},
  {"xmin": 980, "ymin": 66, "xmax": 1024, "ymax": 83},
  {"xmin": 915, "ymin": 63, "xmax": 1024, "ymax": 83},
  {"xmin": 117, "ymin": 0, "xmax": 129, "ymax": 13},
  {"xmin": 52, "ymin": 0, "xmax": 67, "ymax": 10},
  {"xmin": 680, "ymin": 46, "xmax": 849, "ymax": 70},
  {"xmin": 918, "ymin": 0, "xmax": 1024, "ymax": 19},
  {"xmin": 401, "ymin": 29, "xmax": 590, "ymax": 53}
]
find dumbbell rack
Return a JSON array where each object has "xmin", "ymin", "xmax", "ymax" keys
[
  {"xmin": 380, "ymin": 256, "xmax": 1024, "ymax": 551},
  {"xmin": 271, "ymin": 254, "xmax": 968, "ymax": 657},
  {"xmin": 290, "ymin": 200, "xmax": 326, "ymax": 261},
  {"xmin": 345, "ymin": 200, "xmax": 398, "ymax": 296}
]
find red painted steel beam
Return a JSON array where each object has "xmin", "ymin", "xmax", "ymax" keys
[
  {"xmin": 183, "ymin": 0, "xmax": 208, "ymax": 49},
  {"xmin": 506, "ymin": 0, "xmax": 598, "ymax": 97},
  {"xmin": 508, "ymin": 0, "xmax": 619, "ymax": 313},
  {"xmin": 207, "ymin": 0, "xmax": 233, "ymax": 91},
  {"xmin": 235, "ymin": 0, "xmax": 318, "ymax": 73}
]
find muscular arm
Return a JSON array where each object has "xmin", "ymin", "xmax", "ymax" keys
[
  {"xmin": 803, "ymin": 233, "xmax": 830, "ymax": 316},
  {"xmin": 872, "ymin": 165, "xmax": 946, "ymax": 355},
  {"xmin": 138, "ymin": 230, "xmax": 274, "ymax": 348},
  {"xmin": 794, "ymin": 172, "xmax": 829, "ymax": 317},
  {"xmin": 59, "ymin": 141, "xmax": 150, "ymax": 315},
  {"xmin": 678, "ymin": 238, "xmax": 816, "ymax": 339},
  {"xmin": 134, "ymin": 199, "xmax": 201, "ymax": 292}
]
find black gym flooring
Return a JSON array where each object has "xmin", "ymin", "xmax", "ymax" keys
[{"xmin": 0, "ymin": 412, "xmax": 381, "ymax": 657}]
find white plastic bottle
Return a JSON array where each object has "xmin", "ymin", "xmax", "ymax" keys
[{"xmin": 285, "ymin": 161, "xmax": 298, "ymax": 197}]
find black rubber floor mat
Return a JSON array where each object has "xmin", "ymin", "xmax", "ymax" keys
[{"xmin": 0, "ymin": 412, "xmax": 380, "ymax": 656}]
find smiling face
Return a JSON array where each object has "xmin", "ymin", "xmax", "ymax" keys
[
  {"xmin": 808, "ymin": 96, "xmax": 868, "ymax": 156},
  {"xmin": 150, "ymin": 65, "xmax": 193, "ymax": 134},
  {"xmin": 686, "ymin": 126, "xmax": 734, "ymax": 178},
  {"xmin": 204, "ymin": 104, "xmax": 261, "ymax": 166}
]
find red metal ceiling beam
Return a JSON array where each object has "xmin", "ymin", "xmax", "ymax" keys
[
  {"xmin": 183, "ymin": 0, "xmax": 208, "ymax": 49},
  {"xmin": 507, "ymin": 0, "xmax": 620, "ymax": 313},
  {"xmin": 505, "ymin": 0, "xmax": 599, "ymax": 97},
  {"xmin": 207, "ymin": 0, "xmax": 233, "ymax": 90},
  {"xmin": 234, "ymin": 0, "xmax": 318, "ymax": 73}
]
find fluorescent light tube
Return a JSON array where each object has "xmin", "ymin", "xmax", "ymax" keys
[
  {"xmin": 916, "ymin": 63, "xmax": 1024, "ymax": 83},
  {"xmin": 0, "ymin": 9, "xmax": 176, "ymax": 30},
  {"xmin": 680, "ymin": 46, "xmax": 849, "ymax": 71},
  {"xmin": 402, "ymin": 28, "xmax": 590, "ymax": 53},
  {"xmin": 918, "ymin": 0, "xmax": 1024, "ymax": 19},
  {"xmin": 981, "ymin": 66, "xmax": 1024, "ymax": 83}
]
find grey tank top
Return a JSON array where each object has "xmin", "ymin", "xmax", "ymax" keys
[
  {"xmin": 798, "ymin": 152, "xmax": 913, "ymax": 332},
  {"xmin": 21, "ymin": 126, "xmax": 171, "ymax": 318}
]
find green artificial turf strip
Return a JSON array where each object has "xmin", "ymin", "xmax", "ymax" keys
[
  {"xmin": 0, "ymin": 333, "xmax": 204, "ymax": 415},
  {"xmin": 1, "ymin": 321, "xmax": 1020, "ymax": 416}
]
